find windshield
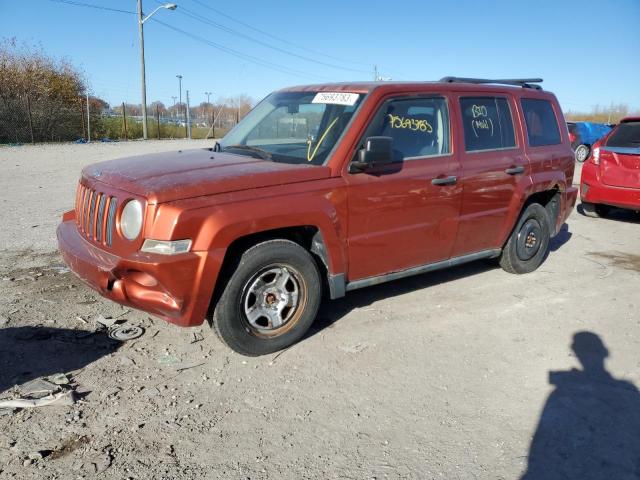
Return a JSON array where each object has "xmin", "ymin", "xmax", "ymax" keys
[{"xmin": 220, "ymin": 91, "xmax": 364, "ymax": 165}]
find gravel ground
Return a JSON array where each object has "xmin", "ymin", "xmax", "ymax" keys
[{"xmin": 0, "ymin": 141, "xmax": 639, "ymax": 479}]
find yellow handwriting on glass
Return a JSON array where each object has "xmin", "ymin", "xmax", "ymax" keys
[
  {"xmin": 388, "ymin": 114, "xmax": 433, "ymax": 133},
  {"xmin": 473, "ymin": 119, "xmax": 490, "ymax": 130},
  {"xmin": 471, "ymin": 105, "xmax": 488, "ymax": 118},
  {"xmin": 307, "ymin": 116, "xmax": 340, "ymax": 162}
]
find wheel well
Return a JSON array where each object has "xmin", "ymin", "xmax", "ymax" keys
[
  {"xmin": 525, "ymin": 188, "xmax": 561, "ymax": 236},
  {"xmin": 206, "ymin": 226, "xmax": 328, "ymax": 320}
]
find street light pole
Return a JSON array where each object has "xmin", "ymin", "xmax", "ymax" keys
[
  {"xmin": 137, "ymin": 1, "xmax": 177, "ymax": 140},
  {"xmin": 176, "ymin": 74, "xmax": 184, "ymax": 136},
  {"xmin": 204, "ymin": 91, "xmax": 211, "ymax": 126}
]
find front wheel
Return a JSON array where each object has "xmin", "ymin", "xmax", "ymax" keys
[
  {"xmin": 500, "ymin": 203, "xmax": 551, "ymax": 274},
  {"xmin": 575, "ymin": 144, "xmax": 590, "ymax": 163},
  {"xmin": 211, "ymin": 240, "xmax": 321, "ymax": 356}
]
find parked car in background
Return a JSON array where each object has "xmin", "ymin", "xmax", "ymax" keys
[
  {"xmin": 581, "ymin": 117, "xmax": 640, "ymax": 217},
  {"xmin": 567, "ymin": 121, "xmax": 612, "ymax": 162},
  {"xmin": 58, "ymin": 77, "xmax": 577, "ymax": 355}
]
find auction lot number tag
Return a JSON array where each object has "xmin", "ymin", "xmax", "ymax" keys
[{"xmin": 312, "ymin": 92, "xmax": 360, "ymax": 106}]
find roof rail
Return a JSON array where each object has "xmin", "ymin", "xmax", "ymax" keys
[{"xmin": 439, "ymin": 77, "xmax": 543, "ymax": 90}]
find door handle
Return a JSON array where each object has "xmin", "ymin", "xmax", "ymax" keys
[
  {"xmin": 505, "ymin": 166, "xmax": 525, "ymax": 175},
  {"xmin": 431, "ymin": 175, "xmax": 457, "ymax": 186}
]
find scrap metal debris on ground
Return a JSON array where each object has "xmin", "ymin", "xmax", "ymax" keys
[
  {"xmin": 94, "ymin": 314, "xmax": 145, "ymax": 341},
  {"xmin": 0, "ymin": 373, "xmax": 77, "ymax": 414}
]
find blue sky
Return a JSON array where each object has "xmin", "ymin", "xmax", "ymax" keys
[{"xmin": 1, "ymin": 0, "xmax": 639, "ymax": 112}]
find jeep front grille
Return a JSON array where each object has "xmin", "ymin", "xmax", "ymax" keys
[{"xmin": 75, "ymin": 183, "xmax": 118, "ymax": 246}]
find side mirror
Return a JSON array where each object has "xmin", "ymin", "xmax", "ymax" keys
[
  {"xmin": 350, "ymin": 136, "xmax": 394, "ymax": 172},
  {"xmin": 213, "ymin": 141, "xmax": 222, "ymax": 152}
]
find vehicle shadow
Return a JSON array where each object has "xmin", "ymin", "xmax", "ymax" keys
[
  {"xmin": 0, "ymin": 326, "xmax": 120, "ymax": 396},
  {"xmin": 549, "ymin": 223, "xmax": 572, "ymax": 252},
  {"xmin": 309, "ymin": 259, "xmax": 495, "ymax": 337},
  {"xmin": 576, "ymin": 204, "xmax": 640, "ymax": 224},
  {"xmin": 309, "ymin": 223, "xmax": 575, "ymax": 337},
  {"xmin": 521, "ymin": 332, "xmax": 640, "ymax": 479}
]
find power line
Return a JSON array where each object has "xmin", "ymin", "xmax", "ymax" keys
[
  {"xmin": 45, "ymin": 0, "xmax": 335, "ymax": 80},
  {"xmin": 187, "ymin": 0, "xmax": 371, "ymax": 67},
  {"xmin": 150, "ymin": 18, "xmax": 330, "ymax": 81},
  {"xmin": 171, "ymin": 0, "xmax": 370, "ymax": 73},
  {"xmin": 47, "ymin": 0, "xmax": 136, "ymax": 14}
]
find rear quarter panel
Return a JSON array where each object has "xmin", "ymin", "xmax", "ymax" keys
[{"xmin": 516, "ymin": 91, "xmax": 576, "ymax": 231}]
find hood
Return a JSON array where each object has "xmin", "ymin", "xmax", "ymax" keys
[{"xmin": 82, "ymin": 148, "xmax": 331, "ymax": 204}]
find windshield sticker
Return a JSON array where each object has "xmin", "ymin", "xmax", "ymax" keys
[
  {"xmin": 388, "ymin": 114, "xmax": 433, "ymax": 133},
  {"xmin": 312, "ymin": 92, "xmax": 360, "ymax": 106}
]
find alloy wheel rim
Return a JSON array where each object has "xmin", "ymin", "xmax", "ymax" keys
[{"xmin": 577, "ymin": 147, "xmax": 588, "ymax": 162}]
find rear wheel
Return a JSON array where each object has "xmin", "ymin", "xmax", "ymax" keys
[
  {"xmin": 500, "ymin": 203, "xmax": 551, "ymax": 274},
  {"xmin": 575, "ymin": 144, "xmax": 590, "ymax": 163},
  {"xmin": 211, "ymin": 239, "xmax": 321, "ymax": 356}
]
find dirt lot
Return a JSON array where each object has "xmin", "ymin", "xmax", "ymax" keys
[{"xmin": 0, "ymin": 140, "xmax": 638, "ymax": 479}]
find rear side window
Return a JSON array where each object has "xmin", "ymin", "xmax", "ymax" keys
[
  {"xmin": 460, "ymin": 97, "xmax": 516, "ymax": 152},
  {"xmin": 606, "ymin": 122, "xmax": 640, "ymax": 148},
  {"xmin": 521, "ymin": 99, "xmax": 561, "ymax": 146}
]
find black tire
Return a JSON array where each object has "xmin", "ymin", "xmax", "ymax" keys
[
  {"xmin": 575, "ymin": 144, "xmax": 590, "ymax": 163},
  {"xmin": 581, "ymin": 202, "xmax": 609, "ymax": 218},
  {"xmin": 211, "ymin": 239, "xmax": 321, "ymax": 356},
  {"xmin": 500, "ymin": 203, "xmax": 551, "ymax": 274}
]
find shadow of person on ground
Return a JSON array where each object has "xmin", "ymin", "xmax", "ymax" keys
[
  {"xmin": 521, "ymin": 331, "xmax": 640, "ymax": 479},
  {"xmin": 0, "ymin": 326, "xmax": 120, "ymax": 396}
]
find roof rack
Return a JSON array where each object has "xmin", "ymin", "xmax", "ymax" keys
[{"xmin": 439, "ymin": 77, "xmax": 543, "ymax": 90}]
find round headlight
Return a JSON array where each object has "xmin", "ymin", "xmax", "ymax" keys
[{"xmin": 120, "ymin": 199, "xmax": 143, "ymax": 240}]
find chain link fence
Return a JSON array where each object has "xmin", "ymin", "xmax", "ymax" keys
[{"xmin": 0, "ymin": 95, "xmax": 244, "ymax": 144}]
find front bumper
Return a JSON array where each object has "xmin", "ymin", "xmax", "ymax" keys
[
  {"xmin": 580, "ymin": 164, "xmax": 640, "ymax": 210},
  {"xmin": 57, "ymin": 216, "xmax": 223, "ymax": 327}
]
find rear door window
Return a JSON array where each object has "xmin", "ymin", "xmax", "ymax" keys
[
  {"xmin": 460, "ymin": 97, "xmax": 516, "ymax": 152},
  {"xmin": 606, "ymin": 121, "xmax": 640, "ymax": 148},
  {"xmin": 521, "ymin": 98, "xmax": 561, "ymax": 146}
]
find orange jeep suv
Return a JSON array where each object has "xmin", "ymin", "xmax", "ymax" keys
[{"xmin": 58, "ymin": 77, "xmax": 577, "ymax": 355}]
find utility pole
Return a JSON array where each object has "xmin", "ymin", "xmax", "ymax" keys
[
  {"xmin": 122, "ymin": 102, "xmax": 128, "ymax": 139},
  {"xmin": 137, "ymin": 0, "xmax": 148, "ymax": 139},
  {"xmin": 186, "ymin": 90, "xmax": 192, "ymax": 139},
  {"xmin": 86, "ymin": 91, "xmax": 91, "ymax": 142},
  {"xmin": 171, "ymin": 96, "xmax": 177, "ymax": 119},
  {"xmin": 138, "ymin": 1, "xmax": 177, "ymax": 140}
]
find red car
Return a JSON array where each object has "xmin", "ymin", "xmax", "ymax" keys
[{"xmin": 581, "ymin": 117, "xmax": 640, "ymax": 217}]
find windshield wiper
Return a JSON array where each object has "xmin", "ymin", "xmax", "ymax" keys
[{"xmin": 222, "ymin": 144, "xmax": 272, "ymax": 160}]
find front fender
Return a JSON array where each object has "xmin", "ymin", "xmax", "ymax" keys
[{"xmin": 163, "ymin": 184, "xmax": 350, "ymax": 278}]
